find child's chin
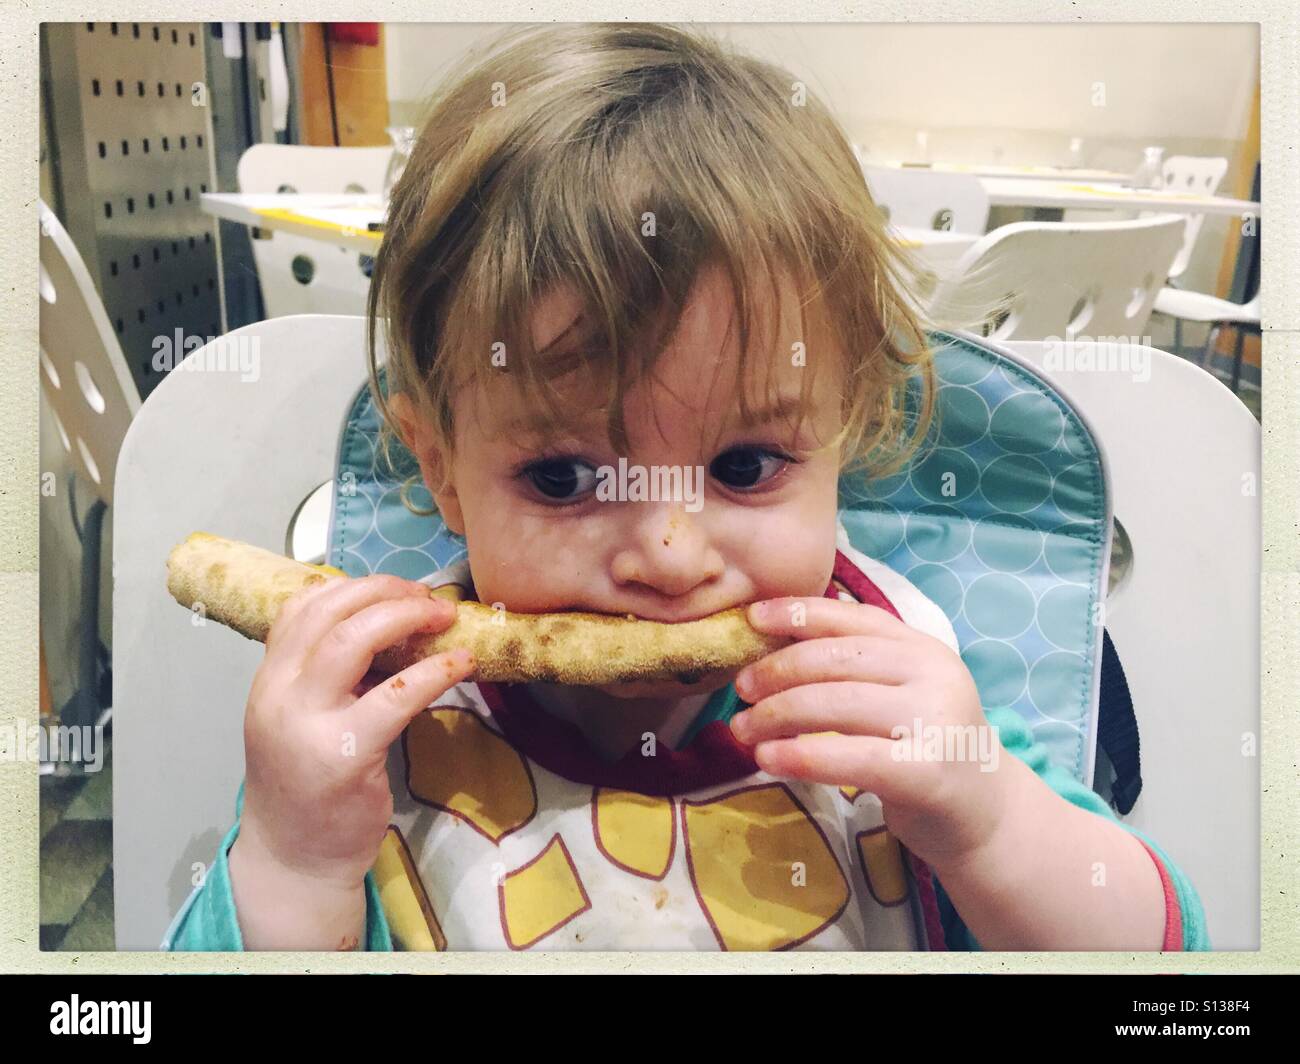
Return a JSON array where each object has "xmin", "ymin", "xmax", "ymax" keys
[{"xmin": 594, "ymin": 668, "xmax": 739, "ymax": 700}]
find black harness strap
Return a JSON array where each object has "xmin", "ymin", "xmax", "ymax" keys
[{"xmin": 1098, "ymin": 629, "xmax": 1142, "ymax": 814}]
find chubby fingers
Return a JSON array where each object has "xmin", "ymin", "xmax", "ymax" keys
[
  {"xmin": 734, "ymin": 635, "xmax": 914, "ymax": 703},
  {"xmin": 748, "ymin": 730, "xmax": 972, "ymax": 813},
  {"xmin": 306, "ymin": 593, "xmax": 457, "ymax": 696},
  {"xmin": 266, "ymin": 575, "xmax": 341, "ymax": 652},
  {"xmin": 271, "ymin": 573, "xmax": 436, "ymax": 665},
  {"xmin": 348, "ymin": 649, "xmax": 476, "ymax": 757},
  {"xmin": 749, "ymin": 732, "xmax": 899, "ymax": 793},
  {"xmin": 747, "ymin": 596, "xmax": 907, "ymax": 640},
  {"xmin": 730, "ymin": 682, "xmax": 906, "ymax": 745}
]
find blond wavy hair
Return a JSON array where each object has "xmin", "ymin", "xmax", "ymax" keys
[{"xmin": 366, "ymin": 23, "xmax": 937, "ymax": 511}]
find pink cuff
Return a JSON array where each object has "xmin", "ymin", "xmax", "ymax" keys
[
  {"xmin": 1135, "ymin": 838, "xmax": 1183, "ymax": 951},
  {"xmin": 907, "ymin": 852, "xmax": 948, "ymax": 951}
]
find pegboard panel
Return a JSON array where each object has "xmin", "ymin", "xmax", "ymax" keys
[{"xmin": 44, "ymin": 23, "xmax": 224, "ymax": 400}]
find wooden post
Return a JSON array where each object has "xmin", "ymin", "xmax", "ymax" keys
[
  {"xmin": 297, "ymin": 23, "xmax": 390, "ymax": 147},
  {"xmin": 1211, "ymin": 74, "xmax": 1260, "ymax": 368}
]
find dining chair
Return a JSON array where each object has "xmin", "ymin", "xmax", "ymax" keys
[
  {"xmin": 1142, "ymin": 155, "xmax": 1256, "ymax": 390},
  {"xmin": 39, "ymin": 198, "xmax": 143, "ymax": 730},
  {"xmin": 236, "ymin": 144, "xmax": 393, "ymax": 319},
  {"xmin": 1153, "ymin": 287, "xmax": 1260, "ymax": 393},
  {"xmin": 1152, "ymin": 155, "xmax": 1229, "ymax": 285},
  {"xmin": 862, "ymin": 165, "xmax": 991, "ymax": 235},
  {"xmin": 925, "ymin": 215, "xmax": 1186, "ymax": 341},
  {"xmin": 1061, "ymin": 154, "xmax": 1228, "ymax": 280}
]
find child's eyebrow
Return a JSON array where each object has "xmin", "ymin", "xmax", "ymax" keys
[
  {"xmin": 497, "ymin": 407, "xmax": 607, "ymax": 440},
  {"xmin": 725, "ymin": 393, "xmax": 812, "ymax": 431},
  {"xmin": 495, "ymin": 392, "xmax": 814, "ymax": 440}
]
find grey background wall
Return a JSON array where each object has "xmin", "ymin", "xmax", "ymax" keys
[{"xmin": 387, "ymin": 22, "xmax": 1258, "ymax": 303}]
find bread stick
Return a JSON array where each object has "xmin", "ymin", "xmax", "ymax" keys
[{"xmin": 165, "ymin": 532, "xmax": 789, "ymax": 686}]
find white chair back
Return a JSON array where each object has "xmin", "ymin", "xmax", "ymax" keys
[
  {"xmin": 862, "ymin": 166, "xmax": 990, "ymax": 235},
  {"xmin": 112, "ymin": 314, "xmax": 376, "ymax": 947},
  {"xmin": 38, "ymin": 199, "xmax": 142, "ymax": 505},
  {"xmin": 1148, "ymin": 154, "xmax": 1229, "ymax": 281},
  {"xmin": 1003, "ymin": 339, "xmax": 1259, "ymax": 949},
  {"xmin": 927, "ymin": 215, "xmax": 1186, "ymax": 341},
  {"xmin": 236, "ymin": 144, "xmax": 393, "ymax": 319}
]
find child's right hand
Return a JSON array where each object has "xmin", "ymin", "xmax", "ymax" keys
[{"xmin": 234, "ymin": 574, "xmax": 474, "ymax": 892}]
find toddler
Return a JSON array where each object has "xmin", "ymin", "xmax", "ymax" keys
[{"xmin": 166, "ymin": 23, "xmax": 1206, "ymax": 952}]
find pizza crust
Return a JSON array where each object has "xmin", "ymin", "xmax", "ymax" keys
[{"xmin": 165, "ymin": 532, "xmax": 789, "ymax": 686}]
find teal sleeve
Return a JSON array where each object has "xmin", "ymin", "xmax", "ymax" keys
[
  {"xmin": 161, "ymin": 781, "xmax": 393, "ymax": 952},
  {"xmin": 935, "ymin": 706, "xmax": 1210, "ymax": 952}
]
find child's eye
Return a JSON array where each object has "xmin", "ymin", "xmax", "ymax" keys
[
  {"xmin": 521, "ymin": 457, "xmax": 599, "ymax": 501},
  {"xmin": 709, "ymin": 446, "xmax": 790, "ymax": 490}
]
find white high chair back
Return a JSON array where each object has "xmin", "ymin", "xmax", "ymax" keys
[
  {"xmin": 1004, "ymin": 339, "xmax": 1258, "ymax": 950},
  {"xmin": 862, "ymin": 165, "xmax": 990, "ymax": 235},
  {"xmin": 112, "ymin": 314, "xmax": 375, "ymax": 948},
  {"xmin": 38, "ymin": 199, "xmax": 142, "ymax": 506},
  {"xmin": 236, "ymin": 144, "xmax": 393, "ymax": 319},
  {"xmin": 111, "ymin": 315, "xmax": 1258, "ymax": 949},
  {"xmin": 927, "ymin": 215, "xmax": 1186, "ymax": 341}
]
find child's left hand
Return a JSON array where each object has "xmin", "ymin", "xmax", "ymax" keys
[{"xmin": 729, "ymin": 596, "xmax": 1024, "ymax": 874}]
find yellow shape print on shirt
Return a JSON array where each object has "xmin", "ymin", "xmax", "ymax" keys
[
  {"xmin": 404, "ymin": 706, "xmax": 537, "ymax": 843},
  {"xmin": 499, "ymin": 834, "xmax": 592, "ymax": 950},
  {"xmin": 683, "ymin": 783, "xmax": 850, "ymax": 950},
  {"xmin": 856, "ymin": 826, "xmax": 910, "ymax": 907},
  {"xmin": 373, "ymin": 825, "xmax": 447, "ymax": 950},
  {"xmin": 592, "ymin": 787, "xmax": 676, "ymax": 880}
]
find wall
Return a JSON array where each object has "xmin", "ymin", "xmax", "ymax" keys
[{"xmin": 385, "ymin": 21, "xmax": 1258, "ymax": 310}]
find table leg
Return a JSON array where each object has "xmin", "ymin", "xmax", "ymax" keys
[{"xmin": 1230, "ymin": 325, "xmax": 1246, "ymax": 394}]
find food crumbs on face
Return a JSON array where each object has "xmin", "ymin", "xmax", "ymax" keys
[
  {"xmin": 338, "ymin": 935, "xmax": 359, "ymax": 951},
  {"xmin": 392, "ymin": 676, "xmax": 406, "ymax": 690}
]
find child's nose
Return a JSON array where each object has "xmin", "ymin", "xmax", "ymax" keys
[{"xmin": 609, "ymin": 504, "xmax": 725, "ymax": 600}]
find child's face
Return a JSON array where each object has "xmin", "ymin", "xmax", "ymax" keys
[{"xmin": 396, "ymin": 265, "xmax": 844, "ymax": 698}]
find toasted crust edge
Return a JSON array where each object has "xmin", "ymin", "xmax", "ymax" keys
[{"xmin": 165, "ymin": 532, "xmax": 788, "ymax": 685}]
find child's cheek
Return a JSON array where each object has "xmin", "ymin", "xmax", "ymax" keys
[
  {"xmin": 742, "ymin": 484, "xmax": 840, "ymax": 598},
  {"xmin": 462, "ymin": 504, "xmax": 600, "ymax": 614}
]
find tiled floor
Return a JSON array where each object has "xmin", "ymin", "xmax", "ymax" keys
[{"xmin": 40, "ymin": 735, "xmax": 114, "ymax": 950}]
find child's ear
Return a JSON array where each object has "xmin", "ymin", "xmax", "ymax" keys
[{"xmin": 388, "ymin": 393, "xmax": 466, "ymax": 536}]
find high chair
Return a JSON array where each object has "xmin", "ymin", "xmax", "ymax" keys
[{"xmin": 111, "ymin": 315, "xmax": 1257, "ymax": 949}]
